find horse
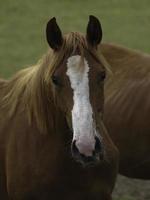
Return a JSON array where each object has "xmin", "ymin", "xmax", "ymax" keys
[
  {"xmin": 101, "ymin": 43, "xmax": 150, "ymax": 179},
  {"xmin": 0, "ymin": 16, "xmax": 118, "ymax": 200}
]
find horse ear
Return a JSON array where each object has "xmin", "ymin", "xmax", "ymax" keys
[
  {"xmin": 86, "ymin": 15, "xmax": 102, "ymax": 47},
  {"xmin": 46, "ymin": 17, "xmax": 63, "ymax": 50}
]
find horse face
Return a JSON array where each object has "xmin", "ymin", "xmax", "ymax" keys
[{"xmin": 46, "ymin": 16, "xmax": 105, "ymax": 166}]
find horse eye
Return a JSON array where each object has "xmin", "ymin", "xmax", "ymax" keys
[
  {"xmin": 97, "ymin": 71, "xmax": 106, "ymax": 83},
  {"xmin": 101, "ymin": 71, "xmax": 106, "ymax": 80},
  {"xmin": 51, "ymin": 75, "xmax": 60, "ymax": 86}
]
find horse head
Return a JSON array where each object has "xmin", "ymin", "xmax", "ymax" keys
[{"xmin": 46, "ymin": 16, "xmax": 106, "ymax": 166}]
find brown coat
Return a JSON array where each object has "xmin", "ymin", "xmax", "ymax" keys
[{"xmin": 102, "ymin": 43, "xmax": 150, "ymax": 179}]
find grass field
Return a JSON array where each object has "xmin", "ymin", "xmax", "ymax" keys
[
  {"xmin": 0, "ymin": 0, "xmax": 150, "ymax": 199},
  {"xmin": 1, "ymin": 0, "xmax": 150, "ymax": 78}
]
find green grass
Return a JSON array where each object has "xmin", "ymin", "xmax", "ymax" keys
[{"xmin": 0, "ymin": 0, "xmax": 150, "ymax": 78}]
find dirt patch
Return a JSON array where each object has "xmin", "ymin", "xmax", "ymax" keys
[{"xmin": 113, "ymin": 175, "xmax": 150, "ymax": 200}]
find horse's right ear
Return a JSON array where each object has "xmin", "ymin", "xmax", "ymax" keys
[
  {"xmin": 86, "ymin": 15, "xmax": 102, "ymax": 47},
  {"xmin": 46, "ymin": 17, "xmax": 63, "ymax": 50}
]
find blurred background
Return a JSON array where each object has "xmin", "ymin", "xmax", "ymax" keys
[{"xmin": 0, "ymin": 0, "xmax": 150, "ymax": 199}]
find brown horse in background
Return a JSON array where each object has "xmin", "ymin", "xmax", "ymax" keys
[
  {"xmin": 0, "ymin": 16, "xmax": 118, "ymax": 200},
  {"xmin": 101, "ymin": 43, "xmax": 150, "ymax": 179}
]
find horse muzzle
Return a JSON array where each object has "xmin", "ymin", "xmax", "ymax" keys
[{"xmin": 71, "ymin": 136, "xmax": 104, "ymax": 166}]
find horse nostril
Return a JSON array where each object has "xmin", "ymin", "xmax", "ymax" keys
[
  {"xmin": 95, "ymin": 136, "xmax": 102, "ymax": 153},
  {"xmin": 71, "ymin": 139, "xmax": 102, "ymax": 166},
  {"xmin": 71, "ymin": 140, "xmax": 79, "ymax": 157},
  {"xmin": 80, "ymin": 154, "xmax": 97, "ymax": 166}
]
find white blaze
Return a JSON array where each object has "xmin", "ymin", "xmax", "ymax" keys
[{"xmin": 66, "ymin": 55, "xmax": 96, "ymax": 157}]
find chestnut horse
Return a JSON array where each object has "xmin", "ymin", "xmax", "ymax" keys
[
  {"xmin": 101, "ymin": 43, "xmax": 150, "ymax": 179},
  {"xmin": 0, "ymin": 16, "xmax": 118, "ymax": 200}
]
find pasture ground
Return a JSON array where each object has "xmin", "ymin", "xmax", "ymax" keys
[{"xmin": 0, "ymin": 0, "xmax": 150, "ymax": 199}]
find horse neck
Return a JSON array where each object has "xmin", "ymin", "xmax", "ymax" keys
[{"xmin": 102, "ymin": 43, "xmax": 150, "ymax": 121}]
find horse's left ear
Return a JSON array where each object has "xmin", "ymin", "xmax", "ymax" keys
[
  {"xmin": 86, "ymin": 15, "xmax": 102, "ymax": 47},
  {"xmin": 46, "ymin": 17, "xmax": 63, "ymax": 50}
]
